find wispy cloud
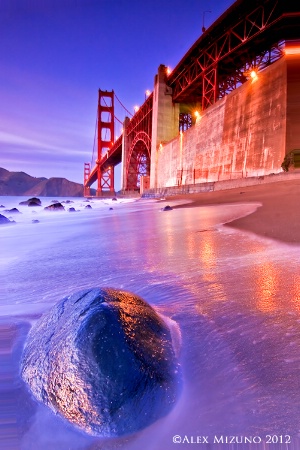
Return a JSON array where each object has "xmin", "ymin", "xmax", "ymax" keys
[
  {"xmin": 0, "ymin": 130, "xmax": 51, "ymax": 150},
  {"xmin": 0, "ymin": 129, "xmax": 88, "ymax": 157}
]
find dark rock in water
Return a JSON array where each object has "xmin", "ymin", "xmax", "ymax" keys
[
  {"xmin": 32, "ymin": 219, "xmax": 40, "ymax": 223},
  {"xmin": 28, "ymin": 200, "xmax": 41, "ymax": 207},
  {"xmin": 112, "ymin": 197, "xmax": 118, "ymax": 201},
  {"xmin": 109, "ymin": 207, "xmax": 113, "ymax": 210},
  {"xmin": 161, "ymin": 205, "xmax": 173, "ymax": 211},
  {"xmin": 21, "ymin": 288, "xmax": 181, "ymax": 437},
  {"xmin": 85, "ymin": 204, "xmax": 92, "ymax": 209},
  {"xmin": 68, "ymin": 207, "xmax": 76, "ymax": 212},
  {"xmin": 44, "ymin": 202, "xmax": 65, "ymax": 211},
  {"xmin": 0, "ymin": 213, "xmax": 14, "ymax": 224},
  {"xmin": 4, "ymin": 207, "xmax": 21, "ymax": 213},
  {"xmin": 19, "ymin": 197, "xmax": 42, "ymax": 206}
]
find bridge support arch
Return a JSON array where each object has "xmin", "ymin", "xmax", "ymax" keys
[{"xmin": 123, "ymin": 131, "xmax": 151, "ymax": 191}]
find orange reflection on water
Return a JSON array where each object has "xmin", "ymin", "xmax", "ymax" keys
[
  {"xmin": 254, "ymin": 261, "xmax": 279, "ymax": 313},
  {"xmin": 198, "ymin": 232, "xmax": 217, "ymax": 283},
  {"xmin": 164, "ymin": 212, "xmax": 175, "ymax": 257},
  {"xmin": 197, "ymin": 230, "xmax": 227, "ymax": 304},
  {"xmin": 291, "ymin": 275, "xmax": 300, "ymax": 312}
]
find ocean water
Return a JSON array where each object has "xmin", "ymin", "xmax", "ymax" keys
[{"xmin": 1, "ymin": 195, "xmax": 300, "ymax": 450}]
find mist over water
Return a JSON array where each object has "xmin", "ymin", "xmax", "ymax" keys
[{"xmin": 1, "ymin": 195, "xmax": 300, "ymax": 449}]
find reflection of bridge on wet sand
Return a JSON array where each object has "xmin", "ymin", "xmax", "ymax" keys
[{"xmin": 84, "ymin": 0, "xmax": 300, "ymax": 197}]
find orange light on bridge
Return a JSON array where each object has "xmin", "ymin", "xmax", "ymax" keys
[
  {"xmin": 134, "ymin": 105, "xmax": 139, "ymax": 113},
  {"xmin": 166, "ymin": 67, "xmax": 172, "ymax": 76},
  {"xmin": 244, "ymin": 68, "xmax": 258, "ymax": 81},
  {"xmin": 194, "ymin": 111, "xmax": 201, "ymax": 121},
  {"xmin": 145, "ymin": 90, "xmax": 151, "ymax": 98},
  {"xmin": 250, "ymin": 70, "xmax": 258, "ymax": 80},
  {"xmin": 284, "ymin": 46, "xmax": 300, "ymax": 55}
]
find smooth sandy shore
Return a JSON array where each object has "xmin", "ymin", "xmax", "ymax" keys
[{"xmin": 167, "ymin": 178, "xmax": 300, "ymax": 245}]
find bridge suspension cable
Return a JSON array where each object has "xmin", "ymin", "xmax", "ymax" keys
[
  {"xmin": 114, "ymin": 92, "xmax": 133, "ymax": 117},
  {"xmin": 101, "ymin": 94, "xmax": 124, "ymax": 126},
  {"xmin": 91, "ymin": 115, "xmax": 97, "ymax": 168}
]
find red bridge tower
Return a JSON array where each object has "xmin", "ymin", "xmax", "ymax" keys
[{"xmin": 96, "ymin": 90, "xmax": 115, "ymax": 195}]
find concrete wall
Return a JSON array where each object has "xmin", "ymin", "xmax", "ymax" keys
[
  {"xmin": 154, "ymin": 56, "xmax": 297, "ymax": 189},
  {"xmin": 286, "ymin": 54, "xmax": 300, "ymax": 152}
]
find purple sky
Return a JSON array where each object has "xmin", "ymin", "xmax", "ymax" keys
[{"xmin": 0, "ymin": 0, "xmax": 234, "ymax": 190}]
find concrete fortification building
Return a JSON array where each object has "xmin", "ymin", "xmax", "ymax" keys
[{"xmin": 150, "ymin": 50, "xmax": 300, "ymax": 191}]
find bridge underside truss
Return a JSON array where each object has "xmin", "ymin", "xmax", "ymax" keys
[
  {"xmin": 126, "ymin": 94, "xmax": 153, "ymax": 140},
  {"xmin": 168, "ymin": 0, "xmax": 299, "ymax": 110}
]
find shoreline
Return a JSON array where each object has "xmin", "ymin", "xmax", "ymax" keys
[{"xmin": 165, "ymin": 178, "xmax": 300, "ymax": 245}]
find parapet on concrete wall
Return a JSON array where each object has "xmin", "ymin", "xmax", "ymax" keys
[{"xmin": 153, "ymin": 55, "xmax": 299, "ymax": 189}]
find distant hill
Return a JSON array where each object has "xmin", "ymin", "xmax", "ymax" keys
[{"xmin": 0, "ymin": 167, "xmax": 94, "ymax": 197}]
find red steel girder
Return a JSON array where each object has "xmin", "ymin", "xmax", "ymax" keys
[
  {"xmin": 83, "ymin": 162, "xmax": 91, "ymax": 196},
  {"xmin": 168, "ymin": 0, "xmax": 300, "ymax": 107},
  {"xmin": 84, "ymin": 162, "xmax": 91, "ymax": 184},
  {"xmin": 202, "ymin": 67, "xmax": 218, "ymax": 111},
  {"xmin": 126, "ymin": 150, "xmax": 150, "ymax": 191},
  {"xmin": 126, "ymin": 93, "xmax": 153, "ymax": 143},
  {"xmin": 124, "ymin": 95, "xmax": 152, "ymax": 190},
  {"xmin": 84, "ymin": 90, "xmax": 118, "ymax": 192},
  {"xmin": 99, "ymin": 166, "xmax": 114, "ymax": 192},
  {"xmin": 97, "ymin": 90, "xmax": 115, "ymax": 161}
]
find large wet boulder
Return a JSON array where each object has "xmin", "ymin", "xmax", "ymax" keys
[{"xmin": 21, "ymin": 288, "xmax": 181, "ymax": 437}]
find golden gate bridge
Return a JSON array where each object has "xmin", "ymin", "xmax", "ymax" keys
[{"xmin": 84, "ymin": 0, "xmax": 300, "ymax": 197}]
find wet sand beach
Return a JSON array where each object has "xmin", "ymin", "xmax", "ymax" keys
[
  {"xmin": 2, "ymin": 188, "xmax": 300, "ymax": 449},
  {"xmin": 168, "ymin": 178, "xmax": 300, "ymax": 245}
]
